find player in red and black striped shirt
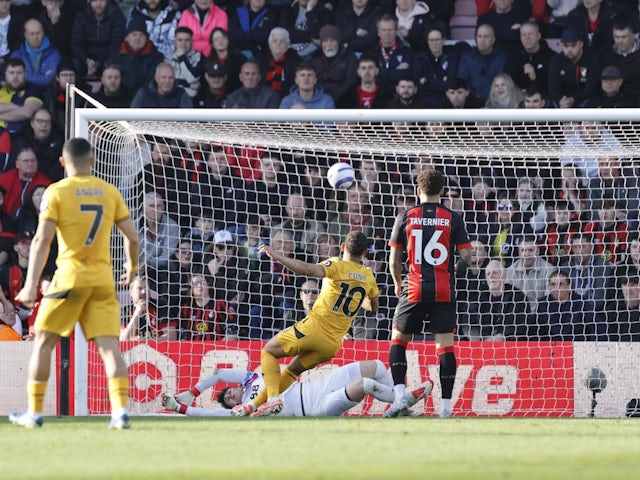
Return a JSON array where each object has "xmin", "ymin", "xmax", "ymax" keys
[{"xmin": 386, "ymin": 168, "xmax": 472, "ymax": 418}]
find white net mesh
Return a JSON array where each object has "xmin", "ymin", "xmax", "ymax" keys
[{"xmin": 76, "ymin": 108, "xmax": 640, "ymax": 417}]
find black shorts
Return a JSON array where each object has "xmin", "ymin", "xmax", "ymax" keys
[{"xmin": 392, "ymin": 297, "xmax": 456, "ymax": 335}]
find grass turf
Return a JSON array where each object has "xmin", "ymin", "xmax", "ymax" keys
[{"xmin": 1, "ymin": 416, "xmax": 639, "ymax": 480}]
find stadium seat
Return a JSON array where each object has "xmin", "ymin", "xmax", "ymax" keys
[{"xmin": 450, "ymin": 0, "xmax": 478, "ymax": 41}]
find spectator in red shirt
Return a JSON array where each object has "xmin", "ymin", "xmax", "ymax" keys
[
  {"xmin": 0, "ymin": 146, "xmax": 51, "ymax": 217},
  {"xmin": 584, "ymin": 198, "xmax": 629, "ymax": 264}
]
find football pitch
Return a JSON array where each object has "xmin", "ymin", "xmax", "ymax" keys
[{"xmin": 2, "ymin": 416, "xmax": 639, "ymax": 480}]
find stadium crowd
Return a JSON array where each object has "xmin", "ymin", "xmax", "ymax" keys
[{"xmin": 1, "ymin": 0, "xmax": 640, "ymax": 342}]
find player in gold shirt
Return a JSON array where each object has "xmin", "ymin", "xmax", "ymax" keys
[
  {"xmin": 9, "ymin": 137, "xmax": 140, "ymax": 429},
  {"xmin": 232, "ymin": 230, "xmax": 380, "ymax": 417}
]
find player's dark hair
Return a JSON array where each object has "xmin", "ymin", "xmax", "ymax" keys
[
  {"xmin": 417, "ymin": 168, "xmax": 444, "ymax": 196},
  {"xmin": 344, "ymin": 231, "xmax": 369, "ymax": 257},
  {"xmin": 63, "ymin": 137, "xmax": 92, "ymax": 161},
  {"xmin": 217, "ymin": 387, "xmax": 232, "ymax": 409}
]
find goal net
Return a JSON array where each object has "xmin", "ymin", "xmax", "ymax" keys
[{"xmin": 72, "ymin": 106, "xmax": 640, "ymax": 418}]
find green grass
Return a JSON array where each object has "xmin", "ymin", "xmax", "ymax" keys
[{"xmin": 1, "ymin": 417, "xmax": 639, "ymax": 480}]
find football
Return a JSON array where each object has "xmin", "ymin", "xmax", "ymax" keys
[{"xmin": 327, "ymin": 162, "xmax": 355, "ymax": 190}]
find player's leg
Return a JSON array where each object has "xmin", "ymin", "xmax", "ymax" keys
[
  {"xmin": 434, "ymin": 331, "xmax": 456, "ymax": 418},
  {"xmin": 358, "ymin": 360, "xmax": 432, "ymax": 408}
]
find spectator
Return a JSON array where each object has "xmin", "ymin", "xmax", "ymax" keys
[
  {"xmin": 205, "ymin": 27, "xmax": 246, "ymax": 94},
  {"xmin": 463, "ymin": 176, "xmax": 495, "ymax": 242},
  {"xmin": 167, "ymin": 238, "xmax": 201, "ymax": 307},
  {"xmin": 44, "ymin": 59, "xmax": 90, "ymax": 131},
  {"xmin": 557, "ymin": 162, "xmax": 586, "ymax": 221},
  {"xmin": 442, "ymin": 77, "xmax": 484, "ymax": 109},
  {"xmin": 193, "ymin": 60, "xmax": 229, "ymax": 108},
  {"xmin": 548, "ymin": 26, "xmax": 600, "ymax": 108},
  {"xmin": 0, "ymin": 186, "xmax": 17, "ymax": 266},
  {"xmin": 547, "ymin": 0, "xmax": 580, "ymax": 37},
  {"xmin": 0, "ymin": 146, "xmax": 51, "ymax": 217},
  {"xmin": 275, "ymin": 190, "xmax": 326, "ymax": 260},
  {"xmin": 485, "ymin": 72, "xmax": 523, "ymax": 108},
  {"xmin": 296, "ymin": 155, "xmax": 334, "ymax": 224},
  {"xmin": 258, "ymin": 27, "xmax": 301, "ymax": 99},
  {"xmin": 561, "ymin": 231, "xmax": 609, "ymax": 321},
  {"xmin": 224, "ymin": 59, "xmax": 280, "ymax": 108},
  {"xmin": 183, "ymin": 207, "xmax": 215, "ymax": 252},
  {"xmin": 252, "ymin": 154, "xmax": 291, "ymax": 227},
  {"xmin": 92, "ymin": 63, "xmax": 133, "ymax": 108},
  {"xmin": 413, "ymin": 26, "xmax": 458, "ymax": 108},
  {"xmin": 507, "ymin": 20, "xmax": 556, "ymax": 92},
  {"xmin": 138, "ymin": 191, "xmax": 181, "ymax": 293},
  {"xmin": 238, "ymin": 213, "xmax": 268, "ymax": 269},
  {"xmin": 561, "ymin": 120, "xmax": 621, "ymax": 182},
  {"xmin": 385, "ymin": 73, "xmax": 429, "ymax": 108},
  {"xmin": 601, "ymin": 21, "xmax": 640, "ymax": 99},
  {"xmin": 327, "ymin": 185, "xmax": 374, "ymax": 242},
  {"xmin": 515, "ymin": 176, "xmax": 547, "ymax": 233},
  {"xmin": 179, "ymin": 272, "xmax": 238, "ymax": 341},
  {"xmin": 309, "ymin": 24, "xmax": 358, "ymax": 103},
  {"xmin": 583, "ymin": 197, "xmax": 629, "ymax": 264},
  {"xmin": 203, "ymin": 229, "xmax": 248, "ymax": 334},
  {"xmin": 10, "ymin": 108, "xmax": 64, "ymax": 181},
  {"xmin": 10, "ymin": 18, "xmax": 61, "ymax": 93},
  {"xmin": 395, "ymin": 0, "xmax": 435, "ymax": 52},
  {"xmin": 370, "ymin": 14, "xmax": 414, "ymax": 98},
  {"xmin": 279, "ymin": 0, "xmax": 330, "ymax": 61},
  {"xmin": 456, "ymin": 239, "xmax": 490, "ymax": 336},
  {"xmin": 15, "ymin": 184, "xmax": 45, "ymax": 241},
  {"xmin": 477, "ymin": 0, "xmax": 530, "ymax": 55},
  {"xmin": 0, "ymin": 300, "xmax": 20, "ymax": 340},
  {"xmin": 606, "ymin": 273, "xmax": 640, "ymax": 341},
  {"xmin": 506, "ymin": 234, "xmax": 554, "ymax": 313},
  {"xmin": 457, "ymin": 24, "xmax": 507, "ymax": 101},
  {"xmin": 177, "ymin": 0, "xmax": 227, "ymax": 57},
  {"xmin": 279, "ymin": 62, "xmax": 335, "ymax": 109},
  {"xmin": 586, "ymin": 155, "xmax": 638, "ymax": 225},
  {"xmin": 542, "ymin": 200, "xmax": 579, "ymax": 266},
  {"xmin": 335, "ymin": 0, "xmax": 381, "ymax": 57},
  {"xmin": 108, "ymin": 15, "xmax": 164, "ymax": 94},
  {"xmin": 520, "ymin": 84, "xmax": 553, "ymax": 108},
  {"xmin": 463, "ymin": 260, "xmax": 531, "ymax": 341},
  {"xmin": 70, "ymin": 0, "xmax": 126, "ymax": 78},
  {"xmin": 487, "ymin": 197, "xmax": 527, "ymax": 267},
  {"xmin": 120, "ymin": 275, "xmax": 178, "ymax": 340},
  {"xmin": 164, "ymin": 26, "xmax": 202, "ymax": 99},
  {"xmin": 0, "ymin": 0, "xmax": 26, "ymax": 69},
  {"xmin": 0, "ymin": 230, "xmax": 32, "ymax": 328},
  {"xmin": 36, "ymin": 0, "xmax": 75, "ymax": 59},
  {"xmin": 337, "ymin": 54, "xmax": 391, "ymax": 108},
  {"xmin": 282, "ymin": 278, "xmax": 319, "ymax": 327},
  {"xmin": 567, "ymin": 0, "xmax": 618, "ymax": 52},
  {"xmin": 315, "ymin": 232, "xmax": 341, "ymax": 262},
  {"xmin": 130, "ymin": 62, "xmax": 193, "ymax": 108},
  {"xmin": 228, "ymin": 0, "xmax": 277, "ymax": 58},
  {"xmin": 583, "ymin": 65, "xmax": 636, "ymax": 107},
  {"xmin": 536, "ymin": 268, "xmax": 593, "ymax": 340},
  {"xmin": 129, "ymin": 0, "xmax": 181, "ymax": 58}
]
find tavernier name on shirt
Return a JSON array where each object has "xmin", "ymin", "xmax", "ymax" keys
[
  {"xmin": 76, "ymin": 188, "xmax": 104, "ymax": 197},
  {"xmin": 410, "ymin": 217, "xmax": 450, "ymax": 226}
]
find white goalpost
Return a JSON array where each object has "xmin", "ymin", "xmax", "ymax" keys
[{"xmin": 67, "ymin": 104, "xmax": 640, "ymax": 418}]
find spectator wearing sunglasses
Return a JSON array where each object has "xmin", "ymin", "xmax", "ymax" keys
[{"xmin": 283, "ymin": 278, "xmax": 319, "ymax": 328}]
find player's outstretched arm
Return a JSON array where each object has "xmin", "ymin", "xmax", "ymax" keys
[
  {"xmin": 116, "ymin": 217, "xmax": 140, "ymax": 286},
  {"xmin": 15, "ymin": 220, "xmax": 56, "ymax": 308},
  {"xmin": 361, "ymin": 295, "xmax": 379, "ymax": 313},
  {"xmin": 258, "ymin": 244, "xmax": 325, "ymax": 278}
]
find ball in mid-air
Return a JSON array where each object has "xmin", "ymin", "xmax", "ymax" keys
[{"xmin": 327, "ymin": 162, "xmax": 355, "ymax": 190}]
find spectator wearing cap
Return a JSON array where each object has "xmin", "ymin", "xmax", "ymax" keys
[
  {"xmin": 108, "ymin": 15, "xmax": 164, "ymax": 93},
  {"xmin": 228, "ymin": 0, "xmax": 277, "ymax": 58},
  {"xmin": 413, "ymin": 26, "xmax": 459, "ymax": 108},
  {"xmin": 177, "ymin": 0, "xmax": 227, "ymax": 57},
  {"xmin": 583, "ymin": 65, "xmax": 635, "ymax": 107},
  {"xmin": 457, "ymin": 24, "xmax": 507, "ymax": 101},
  {"xmin": 279, "ymin": 0, "xmax": 331, "ymax": 61},
  {"xmin": 601, "ymin": 21, "xmax": 640, "ymax": 100},
  {"xmin": 44, "ymin": 59, "xmax": 91, "ymax": 131},
  {"xmin": 70, "ymin": 0, "xmax": 126, "ymax": 78},
  {"xmin": 164, "ymin": 26, "xmax": 202, "ymax": 99},
  {"xmin": 129, "ymin": 0, "xmax": 182, "ymax": 58},
  {"xmin": 385, "ymin": 73, "xmax": 430, "ymax": 108},
  {"xmin": 548, "ymin": 26, "xmax": 600, "ymax": 108},
  {"xmin": 309, "ymin": 25, "xmax": 358, "ymax": 103},
  {"xmin": 224, "ymin": 59, "xmax": 280, "ymax": 108},
  {"xmin": 368, "ymin": 14, "xmax": 415, "ymax": 98},
  {"xmin": 9, "ymin": 18, "xmax": 61, "ymax": 94},
  {"xmin": 0, "ymin": 146, "xmax": 51, "ymax": 218},
  {"xmin": 205, "ymin": 27, "xmax": 247, "ymax": 94},
  {"xmin": 193, "ymin": 60, "xmax": 228, "ymax": 108},
  {"xmin": 443, "ymin": 78, "xmax": 484, "ymax": 109},
  {"xmin": 130, "ymin": 62, "xmax": 192, "ymax": 108},
  {"xmin": 279, "ymin": 62, "xmax": 334, "ymax": 109}
]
